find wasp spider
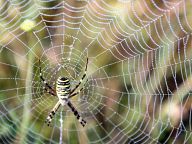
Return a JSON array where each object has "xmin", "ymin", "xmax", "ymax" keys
[{"xmin": 39, "ymin": 58, "xmax": 88, "ymax": 127}]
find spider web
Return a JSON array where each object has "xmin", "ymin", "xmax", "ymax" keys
[{"xmin": 0, "ymin": 0, "xmax": 192, "ymax": 143}]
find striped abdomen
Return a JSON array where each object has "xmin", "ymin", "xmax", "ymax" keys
[
  {"xmin": 55, "ymin": 76, "xmax": 86, "ymax": 127},
  {"xmin": 56, "ymin": 77, "xmax": 70, "ymax": 100}
]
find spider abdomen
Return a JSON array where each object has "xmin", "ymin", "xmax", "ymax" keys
[{"xmin": 56, "ymin": 77, "xmax": 71, "ymax": 100}]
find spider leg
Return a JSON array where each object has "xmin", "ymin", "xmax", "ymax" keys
[
  {"xmin": 39, "ymin": 59, "xmax": 56, "ymax": 96},
  {"xmin": 69, "ymin": 79, "xmax": 88, "ymax": 99},
  {"xmin": 66, "ymin": 100, "xmax": 86, "ymax": 127},
  {"xmin": 70, "ymin": 58, "xmax": 88, "ymax": 94},
  {"xmin": 44, "ymin": 87, "xmax": 56, "ymax": 96},
  {"xmin": 69, "ymin": 88, "xmax": 83, "ymax": 98},
  {"xmin": 45, "ymin": 100, "xmax": 86, "ymax": 127},
  {"xmin": 45, "ymin": 101, "xmax": 61, "ymax": 126}
]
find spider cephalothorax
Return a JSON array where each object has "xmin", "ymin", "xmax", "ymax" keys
[{"xmin": 39, "ymin": 58, "xmax": 88, "ymax": 127}]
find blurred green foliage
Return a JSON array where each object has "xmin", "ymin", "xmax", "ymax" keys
[{"xmin": 0, "ymin": 0, "xmax": 192, "ymax": 144}]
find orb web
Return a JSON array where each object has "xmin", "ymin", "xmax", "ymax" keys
[{"xmin": 0, "ymin": 0, "xmax": 192, "ymax": 143}]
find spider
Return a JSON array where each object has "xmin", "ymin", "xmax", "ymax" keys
[{"xmin": 39, "ymin": 58, "xmax": 88, "ymax": 127}]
